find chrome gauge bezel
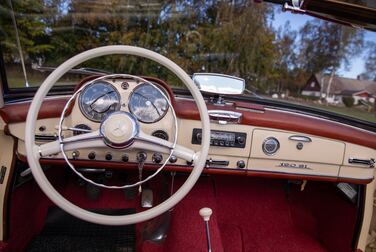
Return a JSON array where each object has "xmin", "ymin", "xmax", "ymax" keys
[
  {"xmin": 78, "ymin": 80, "xmax": 121, "ymax": 122},
  {"xmin": 128, "ymin": 82, "xmax": 169, "ymax": 124},
  {"xmin": 262, "ymin": 137, "xmax": 280, "ymax": 156}
]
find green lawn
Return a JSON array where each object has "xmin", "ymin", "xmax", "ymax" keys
[
  {"xmin": 285, "ymin": 99, "xmax": 376, "ymax": 123},
  {"xmin": 7, "ymin": 76, "xmax": 80, "ymax": 88},
  {"xmin": 311, "ymin": 104, "xmax": 376, "ymax": 123}
]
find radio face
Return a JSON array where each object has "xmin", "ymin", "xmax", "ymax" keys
[{"xmin": 191, "ymin": 128, "xmax": 246, "ymax": 148}]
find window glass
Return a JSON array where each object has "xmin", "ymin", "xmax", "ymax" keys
[{"xmin": 0, "ymin": 1, "xmax": 375, "ymax": 122}]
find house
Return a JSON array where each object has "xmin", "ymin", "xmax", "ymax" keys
[{"xmin": 302, "ymin": 73, "xmax": 376, "ymax": 104}]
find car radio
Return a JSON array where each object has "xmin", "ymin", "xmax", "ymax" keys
[{"xmin": 191, "ymin": 128, "xmax": 247, "ymax": 148}]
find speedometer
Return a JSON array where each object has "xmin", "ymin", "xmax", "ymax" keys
[
  {"xmin": 128, "ymin": 83, "xmax": 169, "ymax": 123},
  {"xmin": 79, "ymin": 81, "xmax": 121, "ymax": 122}
]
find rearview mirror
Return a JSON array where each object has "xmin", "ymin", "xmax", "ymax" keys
[{"xmin": 192, "ymin": 73, "xmax": 245, "ymax": 95}]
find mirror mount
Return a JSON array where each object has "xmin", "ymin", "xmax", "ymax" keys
[{"xmin": 208, "ymin": 95, "xmax": 226, "ymax": 106}]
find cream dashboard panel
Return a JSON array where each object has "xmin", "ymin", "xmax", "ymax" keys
[
  {"xmin": 248, "ymin": 128, "xmax": 375, "ymax": 180},
  {"xmin": 250, "ymin": 129, "xmax": 345, "ymax": 164},
  {"xmin": 9, "ymin": 78, "xmax": 176, "ymax": 164},
  {"xmin": 7, "ymin": 109, "xmax": 376, "ymax": 181},
  {"xmin": 248, "ymin": 128, "xmax": 344, "ymax": 178}
]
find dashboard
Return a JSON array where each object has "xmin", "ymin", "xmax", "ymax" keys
[{"xmin": 2, "ymin": 76, "xmax": 376, "ymax": 184}]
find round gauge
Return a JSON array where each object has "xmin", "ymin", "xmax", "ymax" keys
[
  {"xmin": 128, "ymin": 83, "xmax": 169, "ymax": 123},
  {"xmin": 79, "ymin": 81, "xmax": 121, "ymax": 122}
]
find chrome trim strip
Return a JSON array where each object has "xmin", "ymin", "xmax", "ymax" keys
[
  {"xmin": 208, "ymin": 110, "xmax": 242, "ymax": 124},
  {"xmin": 288, "ymin": 135, "xmax": 312, "ymax": 143}
]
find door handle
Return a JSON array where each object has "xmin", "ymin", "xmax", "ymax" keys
[
  {"xmin": 348, "ymin": 158, "xmax": 375, "ymax": 168},
  {"xmin": 288, "ymin": 135, "xmax": 312, "ymax": 143}
]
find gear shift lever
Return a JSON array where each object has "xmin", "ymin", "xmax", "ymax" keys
[{"xmin": 199, "ymin": 207, "xmax": 213, "ymax": 252}]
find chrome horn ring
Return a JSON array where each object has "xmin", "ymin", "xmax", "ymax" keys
[{"xmin": 58, "ymin": 74, "xmax": 178, "ymax": 189}]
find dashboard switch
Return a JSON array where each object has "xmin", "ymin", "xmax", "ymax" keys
[
  {"xmin": 105, "ymin": 153, "xmax": 113, "ymax": 161},
  {"xmin": 122, "ymin": 154, "xmax": 129, "ymax": 162},
  {"xmin": 237, "ymin": 160, "xmax": 246, "ymax": 169},
  {"xmin": 88, "ymin": 152, "xmax": 96, "ymax": 160},
  {"xmin": 152, "ymin": 153, "xmax": 163, "ymax": 164}
]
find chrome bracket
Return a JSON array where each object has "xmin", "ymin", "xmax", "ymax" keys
[
  {"xmin": 208, "ymin": 110, "xmax": 242, "ymax": 124},
  {"xmin": 283, "ymin": 0, "xmax": 306, "ymax": 14}
]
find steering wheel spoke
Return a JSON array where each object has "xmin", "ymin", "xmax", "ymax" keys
[
  {"xmin": 135, "ymin": 131, "xmax": 196, "ymax": 162},
  {"xmin": 38, "ymin": 130, "xmax": 104, "ymax": 157}
]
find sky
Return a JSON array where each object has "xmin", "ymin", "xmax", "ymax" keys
[{"xmin": 270, "ymin": 9, "xmax": 376, "ymax": 79}]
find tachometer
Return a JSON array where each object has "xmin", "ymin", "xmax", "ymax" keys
[
  {"xmin": 79, "ymin": 81, "xmax": 120, "ymax": 122},
  {"xmin": 128, "ymin": 83, "xmax": 169, "ymax": 123}
]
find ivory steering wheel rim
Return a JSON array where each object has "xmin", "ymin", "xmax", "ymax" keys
[{"xmin": 24, "ymin": 45, "xmax": 210, "ymax": 225}]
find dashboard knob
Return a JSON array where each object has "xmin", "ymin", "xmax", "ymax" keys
[
  {"xmin": 196, "ymin": 132, "xmax": 202, "ymax": 142},
  {"xmin": 169, "ymin": 155, "xmax": 177, "ymax": 163},
  {"xmin": 237, "ymin": 160, "xmax": 246, "ymax": 169},
  {"xmin": 236, "ymin": 136, "xmax": 245, "ymax": 145},
  {"xmin": 72, "ymin": 150, "xmax": 80, "ymax": 159},
  {"xmin": 137, "ymin": 152, "xmax": 147, "ymax": 162},
  {"xmin": 122, "ymin": 154, "xmax": 129, "ymax": 162},
  {"xmin": 88, "ymin": 152, "xmax": 96, "ymax": 160},
  {"xmin": 105, "ymin": 153, "xmax": 112, "ymax": 161},
  {"xmin": 152, "ymin": 153, "xmax": 163, "ymax": 164}
]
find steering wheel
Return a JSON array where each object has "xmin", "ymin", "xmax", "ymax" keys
[{"xmin": 25, "ymin": 45, "xmax": 210, "ymax": 225}]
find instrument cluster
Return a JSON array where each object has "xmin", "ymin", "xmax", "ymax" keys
[{"xmin": 78, "ymin": 79, "xmax": 169, "ymax": 124}]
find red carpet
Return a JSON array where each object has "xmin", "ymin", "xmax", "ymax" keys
[{"xmin": 4, "ymin": 169, "xmax": 358, "ymax": 252}]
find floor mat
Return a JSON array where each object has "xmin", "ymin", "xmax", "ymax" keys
[{"xmin": 27, "ymin": 207, "xmax": 136, "ymax": 252}]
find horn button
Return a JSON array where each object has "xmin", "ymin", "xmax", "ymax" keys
[{"xmin": 100, "ymin": 112, "xmax": 139, "ymax": 148}]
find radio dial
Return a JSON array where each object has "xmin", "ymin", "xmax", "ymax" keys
[{"xmin": 236, "ymin": 136, "xmax": 245, "ymax": 145}]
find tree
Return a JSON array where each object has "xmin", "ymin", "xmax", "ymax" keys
[
  {"xmin": 362, "ymin": 41, "xmax": 376, "ymax": 81},
  {"xmin": 0, "ymin": 0, "xmax": 54, "ymax": 64},
  {"xmin": 297, "ymin": 19, "xmax": 364, "ymax": 74}
]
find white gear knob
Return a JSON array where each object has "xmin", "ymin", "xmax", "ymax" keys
[{"xmin": 199, "ymin": 207, "xmax": 213, "ymax": 222}]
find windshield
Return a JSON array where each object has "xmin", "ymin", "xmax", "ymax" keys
[{"xmin": 0, "ymin": 1, "xmax": 375, "ymax": 123}]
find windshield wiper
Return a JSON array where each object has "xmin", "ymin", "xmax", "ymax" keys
[
  {"xmin": 32, "ymin": 65, "xmax": 112, "ymax": 75},
  {"xmin": 243, "ymin": 88, "xmax": 262, "ymax": 99}
]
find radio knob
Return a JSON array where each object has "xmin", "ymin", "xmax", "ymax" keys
[
  {"xmin": 88, "ymin": 152, "xmax": 96, "ymax": 160},
  {"xmin": 152, "ymin": 153, "xmax": 163, "ymax": 164},
  {"xmin": 236, "ymin": 136, "xmax": 245, "ymax": 145},
  {"xmin": 237, "ymin": 160, "xmax": 246, "ymax": 169},
  {"xmin": 196, "ymin": 132, "xmax": 202, "ymax": 142},
  {"xmin": 121, "ymin": 154, "xmax": 129, "ymax": 162},
  {"xmin": 105, "ymin": 153, "xmax": 112, "ymax": 161}
]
